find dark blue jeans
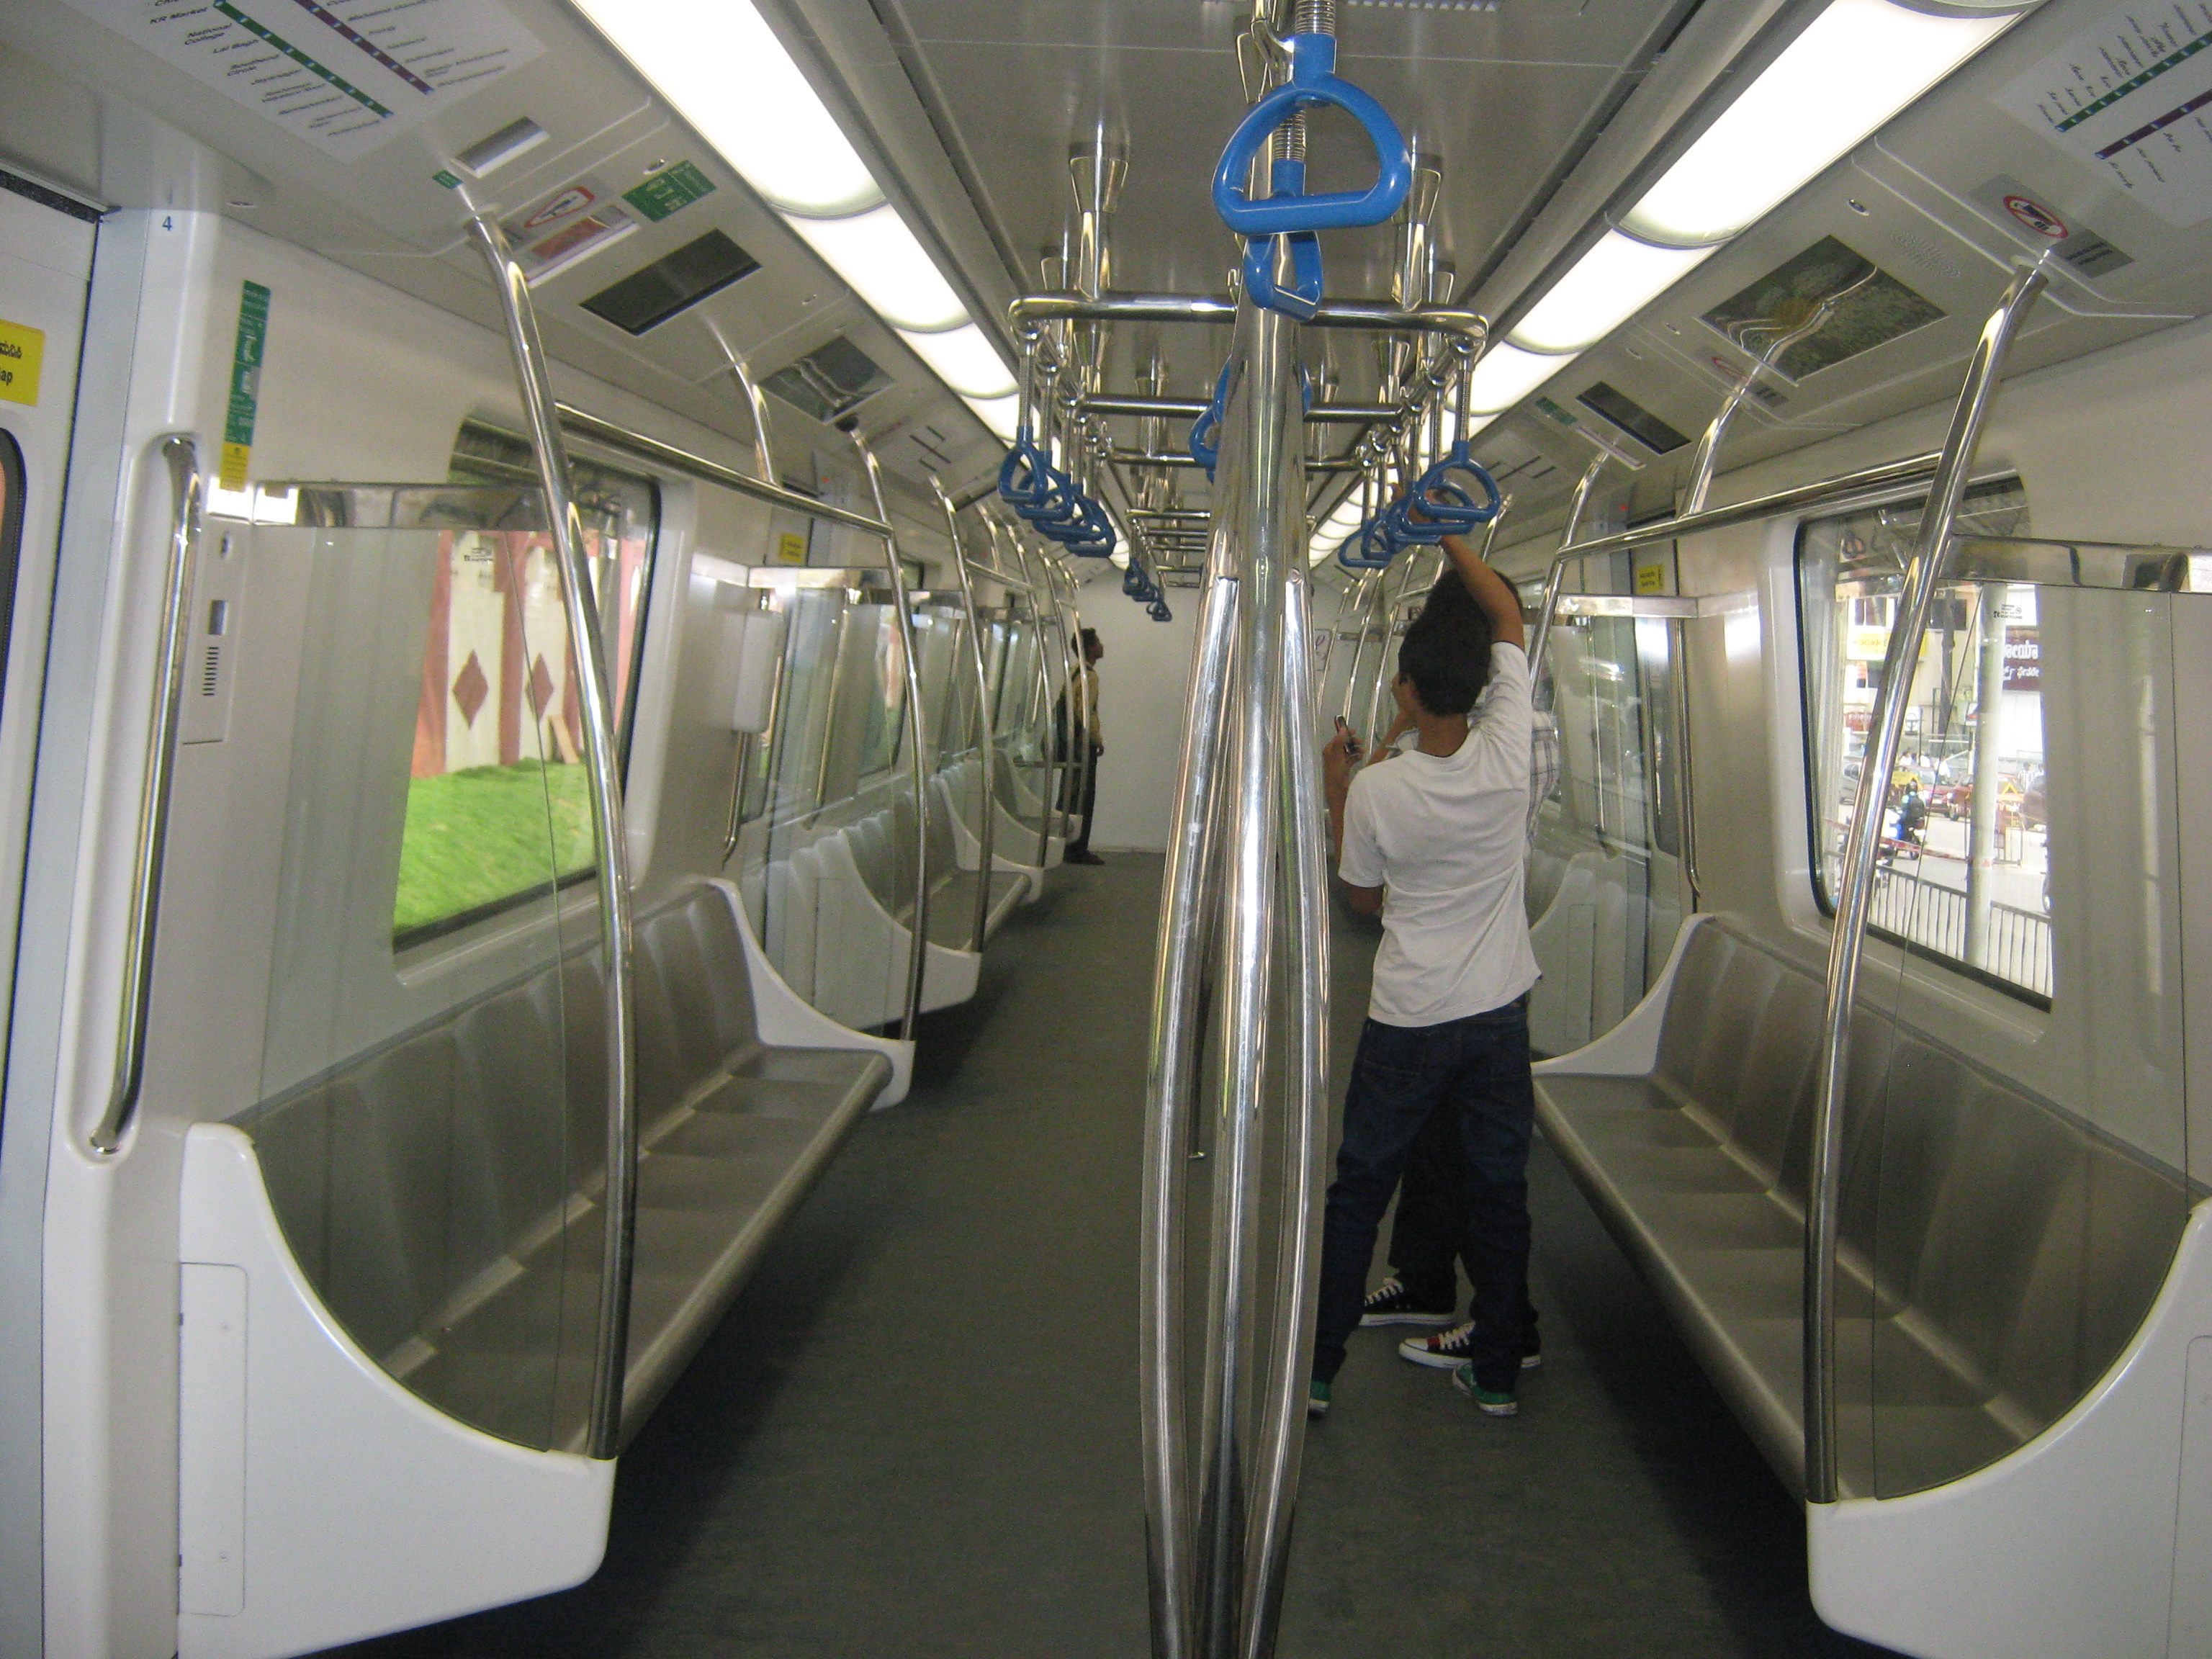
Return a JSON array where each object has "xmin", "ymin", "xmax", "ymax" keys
[{"xmin": 1313, "ymin": 997, "xmax": 1536, "ymax": 1393}]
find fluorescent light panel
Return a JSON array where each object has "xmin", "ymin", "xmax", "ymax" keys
[
  {"xmin": 573, "ymin": 0, "xmax": 1015, "ymax": 439},
  {"xmin": 1509, "ymin": 232, "xmax": 1716, "ymax": 352},
  {"xmin": 571, "ymin": 0, "xmax": 880, "ymax": 217},
  {"xmin": 1624, "ymin": 0, "xmax": 2012, "ymax": 246},
  {"xmin": 898, "ymin": 322, "xmax": 1017, "ymax": 398},
  {"xmin": 1466, "ymin": 342, "xmax": 1577, "ymax": 415}
]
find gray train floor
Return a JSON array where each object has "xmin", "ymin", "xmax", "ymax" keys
[{"xmin": 329, "ymin": 854, "xmax": 1898, "ymax": 1659}]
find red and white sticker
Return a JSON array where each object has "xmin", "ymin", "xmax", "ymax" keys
[{"xmin": 2003, "ymin": 194, "xmax": 2069, "ymax": 240}]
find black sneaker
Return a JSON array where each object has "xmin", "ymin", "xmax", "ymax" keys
[
  {"xmin": 1398, "ymin": 1318, "xmax": 1543, "ymax": 1371},
  {"xmin": 1359, "ymin": 1276, "xmax": 1455, "ymax": 1328},
  {"xmin": 1065, "ymin": 849, "xmax": 1105, "ymax": 865}
]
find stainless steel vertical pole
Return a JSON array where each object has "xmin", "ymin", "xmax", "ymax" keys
[
  {"xmin": 1524, "ymin": 449, "xmax": 1610, "ymax": 693},
  {"xmin": 469, "ymin": 215, "xmax": 638, "ymax": 1459},
  {"xmin": 849, "ymin": 431, "xmax": 933, "ymax": 1043},
  {"xmin": 1804, "ymin": 258, "xmax": 2048, "ymax": 1504},
  {"xmin": 1141, "ymin": 557, "xmax": 1239, "ymax": 1659},
  {"xmin": 933, "ymin": 482, "xmax": 999, "ymax": 953}
]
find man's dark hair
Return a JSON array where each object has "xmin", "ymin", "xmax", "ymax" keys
[
  {"xmin": 1074, "ymin": 626, "xmax": 1102, "ymax": 655},
  {"xmin": 1397, "ymin": 581, "xmax": 1494, "ymax": 716}
]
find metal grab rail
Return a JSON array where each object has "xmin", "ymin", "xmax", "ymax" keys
[
  {"xmin": 1010, "ymin": 289, "xmax": 1485, "ymax": 348},
  {"xmin": 1521, "ymin": 449, "xmax": 1611, "ymax": 691},
  {"xmin": 849, "ymin": 433, "xmax": 932, "ymax": 1045},
  {"xmin": 1803, "ymin": 256, "xmax": 2050, "ymax": 1506},
  {"xmin": 86, "ymin": 436, "xmax": 202, "ymax": 1156},
  {"xmin": 469, "ymin": 215, "xmax": 640, "ymax": 1462},
  {"xmin": 552, "ymin": 403, "xmax": 892, "ymax": 538},
  {"xmin": 933, "ymin": 481, "xmax": 999, "ymax": 955}
]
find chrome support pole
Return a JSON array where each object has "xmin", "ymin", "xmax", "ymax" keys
[
  {"xmin": 469, "ymin": 215, "xmax": 638, "ymax": 1460},
  {"xmin": 934, "ymin": 482, "xmax": 999, "ymax": 953},
  {"xmin": 1240, "ymin": 549, "xmax": 1330, "ymax": 1659},
  {"xmin": 1524, "ymin": 450, "xmax": 1611, "ymax": 693},
  {"xmin": 88, "ymin": 435, "xmax": 200, "ymax": 1156},
  {"xmin": 1803, "ymin": 258, "xmax": 2048, "ymax": 1506},
  {"xmin": 848, "ymin": 432, "xmax": 932, "ymax": 1043},
  {"xmin": 1007, "ymin": 535, "xmax": 1066, "ymax": 867},
  {"xmin": 1142, "ymin": 559, "xmax": 1238, "ymax": 1659}
]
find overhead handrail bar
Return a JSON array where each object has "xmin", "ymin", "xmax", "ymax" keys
[
  {"xmin": 552, "ymin": 403, "xmax": 892, "ymax": 537},
  {"xmin": 1115, "ymin": 448, "xmax": 1362, "ymax": 475},
  {"xmin": 86, "ymin": 435, "xmax": 202, "ymax": 1156},
  {"xmin": 1088, "ymin": 394, "xmax": 1398, "ymax": 423},
  {"xmin": 470, "ymin": 215, "xmax": 639, "ymax": 1462},
  {"xmin": 933, "ymin": 480, "xmax": 999, "ymax": 956},
  {"xmin": 1804, "ymin": 256, "xmax": 2050, "ymax": 1507},
  {"xmin": 1011, "ymin": 290, "xmax": 1485, "ymax": 347},
  {"xmin": 848, "ymin": 431, "xmax": 933, "ymax": 1045}
]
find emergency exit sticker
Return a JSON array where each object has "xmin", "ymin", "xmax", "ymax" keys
[
  {"xmin": 0, "ymin": 319, "xmax": 44, "ymax": 405},
  {"xmin": 220, "ymin": 282, "xmax": 271, "ymax": 492},
  {"xmin": 623, "ymin": 161, "xmax": 716, "ymax": 222}
]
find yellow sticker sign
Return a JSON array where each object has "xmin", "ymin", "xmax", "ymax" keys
[
  {"xmin": 1634, "ymin": 559, "xmax": 1667, "ymax": 595},
  {"xmin": 775, "ymin": 531, "xmax": 807, "ymax": 566},
  {"xmin": 0, "ymin": 319, "xmax": 44, "ymax": 406}
]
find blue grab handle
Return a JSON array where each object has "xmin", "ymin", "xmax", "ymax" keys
[
  {"xmin": 1213, "ymin": 34, "xmax": 1412, "ymax": 236},
  {"xmin": 1148, "ymin": 599, "xmax": 1173, "ymax": 622},
  {"xmin": 1409, "ymin": 446, "xmax": 1503, "ymax": 528},
  {"xmin": 1241, "ymin": 159, "xmax": 1326, "ymax": 320},
  {"xmin": 1187, "ymin": 361, "xmax": 1234, "ymax": 479},
  {"xmin": 1336, "ymin": 517, "xmax": 1398, "ymax": 571},
  {"xmin": 997, "ymin": 431, "xmax": 1053, "ymax": 508}
]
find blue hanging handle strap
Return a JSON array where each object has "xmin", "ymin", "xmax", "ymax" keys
[
  {"xmin": 1336, "ymin": 516, "xmax": 1398, "ymax": 572},
  {"xmin": 1213, "ymin": 34, "xmax": 1412, "ymax": 236},
  {"xmin": 1240, "ymin": 159, "xmax": 1326, "ymax": 321},
  {"xmin": 1407, "ymin": 445, "xmax": 1503, "ymax": 529},
  {"xmin": 1148, "ymin": 598, "xmax": 1173, "ymax": 622},
  {"xmin": 1187, "ymin": 361, "xmax": 1234, "ymax": 480}
]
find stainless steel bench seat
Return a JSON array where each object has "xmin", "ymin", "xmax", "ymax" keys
[
  {"xmin": 236, "ymin": 881, "xmax": 890, "ymax": 1453},
  {"xmin": 1537, "ymin": 918, "xmax": 2189, "ymax": 1499}
]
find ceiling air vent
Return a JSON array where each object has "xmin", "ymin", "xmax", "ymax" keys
[
  {"xmin": 1577, "ymin": 382, "xmax": 1690, "ymax": 455},
  {"xmin": 1699, "ymin": 237, "xmax": 1944, "ymax": 382},
  {"xmin": 581, "ymin": 230, "xmax": 760, "ymax": 336},
  {"xmin": 1346, "ymin": 1, "xmax": 1501, "ymax": 10},
  {"xmin": 764, "ymin": 336, "xmax": 891, "ymax": 423}
]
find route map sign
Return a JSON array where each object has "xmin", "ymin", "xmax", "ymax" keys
[
  {"xmin": 61, "ymin": 0, "xmax": 545, "ymax": 161},
  {"xmin": 1999, "ymin": 0, "xmax": 2212, "ymax": 225}
]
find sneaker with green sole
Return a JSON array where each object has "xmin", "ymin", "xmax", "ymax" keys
[
  {"xmin": 1451, "ymin": 1363, "xmax": 1518, "ymax": 1417},
  {"xmin": 1307, "ymin": 1379, "xmax": 1331, "ymax": 1419}
]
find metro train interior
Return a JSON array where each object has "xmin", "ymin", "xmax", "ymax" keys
[{"xmin": 1, "ymin": 0, "xmax": 2211, "ymax": 1654}]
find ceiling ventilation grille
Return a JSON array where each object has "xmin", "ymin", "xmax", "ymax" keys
[
  {"xmin": 1345, "ymin": 1, "xmax": 1501, "ymax": 11},
  {"xmin": 764, "ymin": 336, "xmax": 890, "ymax": 423}
]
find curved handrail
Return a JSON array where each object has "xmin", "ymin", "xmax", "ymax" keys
[
  {"xmin": 1212, "ymin": 32, "xmax": 1411, "ymax": 235},
  {"xmin": 1803, "ymin": 257, "xmax": 2050, "ymax": 1506},
  {"xmin": 469, "ymin": 215, "xmax": 639, "ymax": 1462},
  {"xmin": 932, "ymin": 481, "xmax": 998, "ymax": 956},
  {"xmin": 86, "ymin": 435, "xmax": 202, "ymax": 1157},
  {"xmin": 848, "ymin": 433, "xmax": 932, "ymax": 1044}
]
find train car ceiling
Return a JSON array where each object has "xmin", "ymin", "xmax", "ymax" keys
[{"xmin": 14, "ymin": 0, "xmax": 2212, "ymax": 549}]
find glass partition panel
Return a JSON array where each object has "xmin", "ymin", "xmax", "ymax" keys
[
  {"xmin": 1527, "ymin": 580, "xmax": 1691, "ymax": 1057},
  {"xmin": 1833, "ymin": 570, "xmax": 2196, "ymax": 1499},
  {"xmin": 236, "ymin": 485, "xmax": 602, "ymax": 1454}
]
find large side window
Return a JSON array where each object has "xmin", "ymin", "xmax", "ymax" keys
[
  {"xmin": 392, "ymin": 425, "xmax": 659, "ymax": 945},
  {"xmin": 1796, "ymin": 479, "xmax": 2049, "ymax": 1003}
]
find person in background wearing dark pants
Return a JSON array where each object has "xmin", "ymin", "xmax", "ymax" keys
[
  {"xmin": 1061, "ymin": 627, "xmax": 1106, "ymax": 865},
  {"xmin": 1310, "ymin": 528, "xmax": 1539, "ymax": 1420}
]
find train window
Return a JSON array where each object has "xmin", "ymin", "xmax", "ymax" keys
[
  {"xmin": 392, "ymin": 426, "xmax": 660, "ymax": 945},
  {"xmin": 852, "ymin": 603, "xmax": 906, "ymax": 778},
  {"xmin": 1795, "ymin": 479, "xmax": 2051, "ymax": 1004}
]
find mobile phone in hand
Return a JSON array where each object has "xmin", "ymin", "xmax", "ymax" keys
[{"xmin": 1336, "ymin": 717, "xmax": 1362, "ymax": 761}]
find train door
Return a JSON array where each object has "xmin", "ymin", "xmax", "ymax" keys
[
  {"xmin": 0, "ymin": 174, "xmax": 94, "ymax": 1658},
  {"xmin": 0, "ymin": 180, "xmax": 94, "ymax": 1111}
]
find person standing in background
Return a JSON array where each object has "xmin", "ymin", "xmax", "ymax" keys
[{"xmin": 1062, "ymin": 627, "xmax": 1106, "ymax": 866}]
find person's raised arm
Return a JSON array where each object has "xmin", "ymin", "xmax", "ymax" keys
[{"xmin": 1439, "ymin": 530, "xmax": 1526, "ymax": 650}]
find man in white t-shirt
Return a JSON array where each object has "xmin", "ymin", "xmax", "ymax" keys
[{"xmin": 1310, "ymin": 529, "xmax": 1539, "ymax": 1420}]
